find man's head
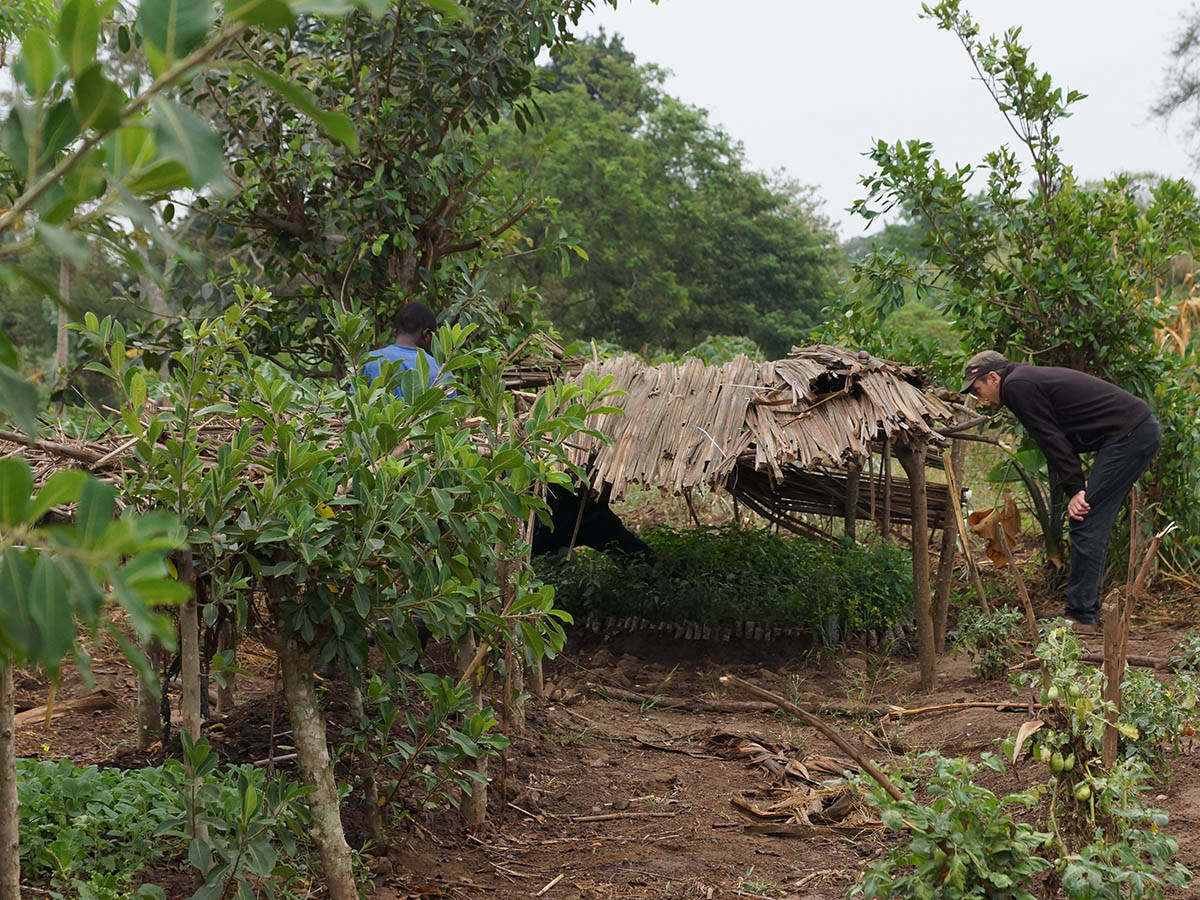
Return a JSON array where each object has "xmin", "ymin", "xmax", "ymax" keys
[
  {"xmin": 393, "ymin": 302, "xmax": 438, "ymax": 352},
  {"xmin": 961, "ymin": 350, "xmax": 1009, "ymax": 408}
]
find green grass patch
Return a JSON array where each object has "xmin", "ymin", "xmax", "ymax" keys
[{"xmin": 540, "ymin": 526, "xmax": 913, "ymax": 636}]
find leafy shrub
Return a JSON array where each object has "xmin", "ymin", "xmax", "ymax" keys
[
  {"xmin": 951, "ymin": 606, "xmax": 1024, "ymax": 678},
  {"xmin": 17, "ymin": 752, "xmax": 312, "ymax": 898},
  {"xmin": 851, "ymin": 752, "xmax": 1051, "ymax": 900},
  {"xmin": 540, "ymin": 526, "xmax": 913, "ymax": 636},
  {"xmin": 1007, "ymin": 627, "xmax": 1191, "ymax": 899},
  {"xmin": 17, "ymin": 759, "xmax": 180, "ymax": 895},
  {"xmin": 1168, "ymin": 629, "xmax": 1200, "ymax": 671}
]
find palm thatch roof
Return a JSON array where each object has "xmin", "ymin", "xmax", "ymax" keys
[
  {"xmin": 568, "ymin": 345, "xmax": 959, "ymax": 497},
  {"xmin": 564, "ymin": 345, "xmax": 968, "ymax": 536}
]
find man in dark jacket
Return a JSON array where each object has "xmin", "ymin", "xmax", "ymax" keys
[{"xmin": 961, "ymin": 351, "xmax": 1160, "ymax": 627}]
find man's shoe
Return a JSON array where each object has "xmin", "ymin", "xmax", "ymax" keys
[{"xmin": 1037, "ymin": 611, "xmax": 1099, "ymax": 635}]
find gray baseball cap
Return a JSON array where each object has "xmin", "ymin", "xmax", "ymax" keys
[{"xmin": 960, "ymin": 350, "xmax": 1009, "ymax": 393}]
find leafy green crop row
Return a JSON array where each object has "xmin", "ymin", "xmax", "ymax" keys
[
  {"xmin": 540, "ymin": 526, "xmax": 913, "ymax": 636},
  {"xmin": 17, "ymin": 753, "xmax": 312, "ymax": 900}
]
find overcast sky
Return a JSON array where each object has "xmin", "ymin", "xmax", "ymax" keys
[{"xmin": 575, "ymin": 1, "xmax": 1199, "ymax": 239}]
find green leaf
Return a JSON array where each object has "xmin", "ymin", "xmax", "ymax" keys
[
  {"xmin": 29, "ymin": 553, "xmax": 74, "ymax": 667},
  {"xmin": 106, "ymin": 125, "xmax": 156, "ymax": 180},
  {"xmin": 28, "ymin": 470, "xmax": 87, "ymax": 522},
  {"xmin": 129, "ymin": 368, "xmax": 147, "ymax": 410},
  {"xmin": 127, "ymin": 158, "xmax": 192, "ymax": 196},
  {"xmin": 56, "ymin": 0, "xmax": 102, "ymax": 76},
  {"xmin": 0, "ymin": 330, "xmax": 20, "ymax": 371},
  {"xmin": 151, "ymin": 98, "xmax": 224, "ymax": 189},
  {"xmin": 72, "ymin": 63, "xmax": 126, "ymax": 134},
  {"xmin": 137, "ymin": 0, "xmax": 215, "ymax": 75},
  {"xmin": 0, "ymin": 549, "xmax": 35, "ymax": 658},
  {"xmin": 244, "ymin": 64, "xmax": 358, "ymax": 152},
  {"xmin": 225, "ymin": 0, "xmax": 294, "ymax": 28},
  {"xmin": 41, "ymin": 99, "xmax": 80, "ymax": 159},
  {"xmin": 0, "ymin": 456, "xmax": 34, "ymax": 528},
  {"xmin": 36, "ymin": 223, "xmax": 91, "ymax": 267},
  {"xmin": 15, "ymin": 28, "xmax": 60, "ymax": 98},
  {"xmin": 2, "ymin": 108, "xmax": 33, "ymax": 180},
  {"xmin": 0, "ymin": 362, "xmax": 42, "ymax": 437},
  {"xmin": 75, "ymin": 476, "xmax": 116, "ymax": 546},
  {"xmin": 416, "ymin": 0, "xmax": 465, "ymax": 19}
]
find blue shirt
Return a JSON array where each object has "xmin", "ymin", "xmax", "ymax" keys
[{"xmin": 362, "ymin": 344, "xmax": 452, "ymax": 400}]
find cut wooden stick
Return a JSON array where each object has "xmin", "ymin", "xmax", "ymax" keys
[
  {"xmin": 568, "ymin": 811, "xmax": 678, "ymax": 823},
  {"xmin": 882, "ymin": 700, "xmax": 1043, "ymax": 721},
  {"xmin": 721, "ymin": 674, "xmax": 905, "ymax": 803},
  {"xmin": 536, "ymin": 873, "xmax": 565, "ymax": 896},
  {"xmin": 590, "ymin": 683, "xmax": 886, "ymax": 718}
]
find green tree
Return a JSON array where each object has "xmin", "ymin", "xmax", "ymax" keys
[
  {"xmin": 851, "ymin": 0, "xmax": 1200, "ymax": 563},
  {"xmin": 486, "ymin": 33, "xmax": 840, "ymax": 357},
  {"xmin": 188, "ymin": 0, "xmax": 617, "ymax": 374}
]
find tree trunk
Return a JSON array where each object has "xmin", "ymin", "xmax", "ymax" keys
[
  {"xmin": 55, "ymin": 259, "xmax": 69, "ymax": 375},
  {"xmin": 0, "ymin": 662, "xmax": 20, "ymax": 900},
  {"xmin": 932, "ymin": 435, "xmax": 968, "ymax": 653},
  {"xmin": 176, "ymin": 550, "xmax": 202, "ymax": 739},
  {"xmin": 347, "ymin": 682, "xmax": 383, "ymax": 845},
  {"xmin": 455, "ymin": 629, "xmax": 488, "ymax": 829},
  {"xmin": 897, "ymin": 444, "xmax": 936, "ymax": 692},
  {"xmin": 498, "ymin": 547, "xmax": 524, "ymax": 735},
  {"xmin": 276, "ymin": 628, "xmax": 357, "ymax": 900},
  {"xmin": 135, "ymin": 637, "xmax": 164, "ymax": 750},
  {"xmin": 214, "ymin": 619, "xmax": 236, "ymax": 715}
]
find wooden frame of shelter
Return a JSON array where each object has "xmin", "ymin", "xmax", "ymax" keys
[{"xmin": 559, "ymin": 345, "xmax": 977, "ymax": 690}]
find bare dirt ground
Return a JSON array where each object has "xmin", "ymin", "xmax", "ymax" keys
[{"xmin": 12, "ymin": 583, "xmax": 1200, "ymax": 900}]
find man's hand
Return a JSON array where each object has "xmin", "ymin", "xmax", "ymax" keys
[{"xmin": 1068, "ymin": 490, "xmax": 1091, "ymax": 521}]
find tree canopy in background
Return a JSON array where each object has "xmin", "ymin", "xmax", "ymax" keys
[
  {"xmin": 485, "ymin": 33, "xmax": 840, "ymax": 358},
  {"xmin": 186, "ymin": 0, "xmax": 616, "ymax": 375}
]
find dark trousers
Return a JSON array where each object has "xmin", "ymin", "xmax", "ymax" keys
[{"xmin": 1064, "ymin": 415, "xmax": 1161, "ymax": 624}]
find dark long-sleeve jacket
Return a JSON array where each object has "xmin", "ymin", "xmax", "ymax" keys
[{"xmin": 998, "ymin": 363, "xmax": 1152, "ymax": 497}]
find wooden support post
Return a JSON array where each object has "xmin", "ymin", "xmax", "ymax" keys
[
  {"xmin": 844, "ymin": 460, "xmax": 861, "ymax": 542},
  {"xmin": 896, "ymin": 443, "xmax": 936, "ymax": 692},
  {"xmin": 867, "ymin": 452, "xmax": 877, "ymax": 526},
  {"xmin": 932, "ymin": 437, "xmax": 968, "ymax": 652},
  {"xmin": 880, "ymin": 437, "xmax": 893, "ymax": 539}
]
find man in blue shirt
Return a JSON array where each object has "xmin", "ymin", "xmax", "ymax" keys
[{"xmin": 362, "ymin": 301, "xmax": 453, "ymax": 399}]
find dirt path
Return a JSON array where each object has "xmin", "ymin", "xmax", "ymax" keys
[{"xmin": 12, "ymin": 621, "xmax": 1200, "ymax": 900}]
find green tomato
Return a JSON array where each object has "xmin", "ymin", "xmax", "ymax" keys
[
  {"xmin": 1047, "ymin": 685, "xmax": 1061, "ymax": 702},
  {"xmin": 1050, "ymin": 752, "xmax": 1065, "ymax": 774},
  {"xmin": 1063, "ymin": 753, "xmax": 1075, "ymax": 771},
  {"xmin": 1075, "ymin": 783, "xmax": 1092, "ymax": 802},
  {"xmin": 1068, "ymin": 683, "xmax": 1083, "ymax": 699}
]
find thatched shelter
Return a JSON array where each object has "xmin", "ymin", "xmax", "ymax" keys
[
  {"xmin": 563, "ymin": 345, "xmax": 965, "ymax": 535},
  {"xmin": 561, "ymin": 345, "xmax": 977, "ymax": 690}
]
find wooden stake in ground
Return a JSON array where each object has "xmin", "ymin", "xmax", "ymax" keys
[
  {"xmin": 993, "ymin": 510, "xmax": 1038, "ymax": 646},
  {"xmin": 721, "ymin": 674, "xmax": 905, "ymax": 803},
  {"xmin": 941, "ymin": 447, "xmax": 991, "ymax": 617}
]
